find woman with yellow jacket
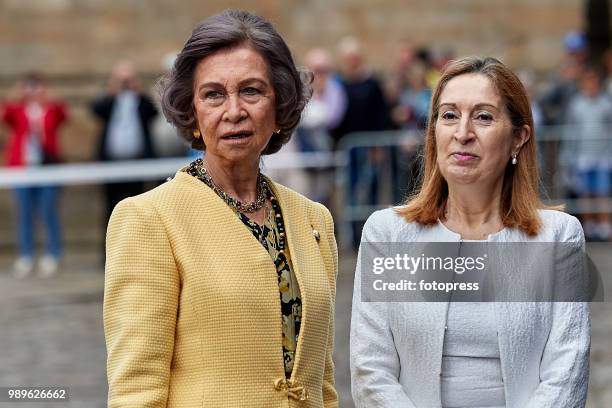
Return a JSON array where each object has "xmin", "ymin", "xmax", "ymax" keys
[{"xmin": 103, "ymin": 10, "xmax": 338, "ymax": 407}]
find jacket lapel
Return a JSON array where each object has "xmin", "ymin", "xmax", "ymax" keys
[{"xmin": 269, "ymin": 182, "xmax": 330, "ymax": 380}]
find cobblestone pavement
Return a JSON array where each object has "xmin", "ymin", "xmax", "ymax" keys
[
  {"xmin": 0, "ymin": 252, "xmax": 106, "ymax": 408},
  {"xmin": 0, "ymin": 245, "xmax": 610, "ymax": 408}
]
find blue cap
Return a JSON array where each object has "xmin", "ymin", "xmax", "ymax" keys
[{"xmin": 564, "ymin": 31, "xmax": 587, "ymax": 51}]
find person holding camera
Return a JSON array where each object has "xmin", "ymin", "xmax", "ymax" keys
[{"xmin": 90, "ymin": 60, "xmax": 158, "ymax": 258}]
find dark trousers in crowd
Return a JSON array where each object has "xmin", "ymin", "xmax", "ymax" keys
[{"xmin": 14, "ymin": 185, "xmax": 62, "ymax": 259}]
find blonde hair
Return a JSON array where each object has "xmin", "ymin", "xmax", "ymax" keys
[{"xmin": 396, "ymin": 56, "xmax": 559, "ymax": 236}]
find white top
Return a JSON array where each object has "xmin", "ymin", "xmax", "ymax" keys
[
  {"xmin": 441, "ymin": 237, "xmax": 505, "ymax": 407},
  {"xmin": 441, "ymin": 302, "xmax": 505, "ymax": 408},
  {"xmin": 565, "ymin": 92, "xmax": 612, "ymax": 164},
  {"xmin": 24, "ymin": 102, "xmax": 44, "ymax": 165},
  {"xmin": 106, "ymin": 91, "xmax": 145, "ymax": 160}
]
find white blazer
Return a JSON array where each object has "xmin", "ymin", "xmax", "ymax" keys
[{"xmin": 350, "ymin": 208, "xmax": 590, "ymax": 408}]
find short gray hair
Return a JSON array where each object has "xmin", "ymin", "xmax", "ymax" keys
[{"xmin": 157, "ymin": 9, "xmax": 312, "ymax": 153}]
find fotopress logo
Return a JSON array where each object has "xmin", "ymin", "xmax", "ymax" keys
[
  {"xmin": 371, "ymin": 279, "xmax": 481, "ymax": 293},
  {"xmin": 372, "ymin": 253, "xmax": 487, "ymax": 275}
]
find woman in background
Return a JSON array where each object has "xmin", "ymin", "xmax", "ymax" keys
[{"xmin": 1, "ymin": 73, "xmax": 67, "ymax": 278}]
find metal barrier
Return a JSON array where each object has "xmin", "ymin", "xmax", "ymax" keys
[
  {"xmin": 0, "ymin": 152, "xmax": 344, "ymax": 188},
  {"xmin": 335, "ymin": 127, "xmax": 612, "ymax": 248},
  {"xmin": 1, "ymin": 126, "xmax": 611, "ymax": 249}
]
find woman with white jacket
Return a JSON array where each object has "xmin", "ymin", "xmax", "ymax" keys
[{"xmin": 350, "ymin": 56, "xmax": 590, "ymax": 408}]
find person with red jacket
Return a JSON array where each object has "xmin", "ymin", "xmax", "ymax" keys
[{"xmin": 1, "ymin": 73, "xmax": 67, "ymax": 278}]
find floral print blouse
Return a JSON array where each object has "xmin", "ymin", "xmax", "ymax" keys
[{"xmin": 237, "ymin": 199, "xmax": 302, "ymax": 378}]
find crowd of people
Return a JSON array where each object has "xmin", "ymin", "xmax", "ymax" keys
[
  {"xmin": 1, "ymin": 29, "xmax": 611, "ymax": 278},
  {"xmin": 290, "ymin": 31, "xmax": 612, "ymax": 243},
  {"xmin": 289, "ymin": 31, "xmax": 612, "ymax": 244}
]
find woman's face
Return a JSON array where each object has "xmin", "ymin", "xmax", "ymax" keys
[
  {"xmin": 435, "ymin": 73, "xmax": 527, "ymax": 188},
  {"xmin": 192, "ymin": 45, "xmax": 277, "ymax": 166},
  {"xmin": 22, "ymin": 80, "xmax": 46, "ymax": 102}
]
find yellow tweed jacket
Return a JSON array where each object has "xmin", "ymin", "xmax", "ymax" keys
[{"xmin": 103, "ymin": 170, "xmax": 338, "ymax": 408}]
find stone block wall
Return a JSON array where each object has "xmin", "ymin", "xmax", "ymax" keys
[{"xmin": 0, "ymin": 0, "xmax": 583, "ymax": 161}]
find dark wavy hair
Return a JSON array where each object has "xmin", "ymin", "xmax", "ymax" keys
[{"xmin": 157, "ymin": 9, "xmax": 312, "ymax": 154}]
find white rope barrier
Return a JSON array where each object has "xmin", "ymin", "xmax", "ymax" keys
[{"xmin": 0, "ymin": 152, "xmax": 345, "ymax": 188}]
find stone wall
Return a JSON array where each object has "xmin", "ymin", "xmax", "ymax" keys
[
  {"xmin": 0, "ymin": 0, "xmax": 585, "ymax": 74},
  {"xmin": 0, "ymin": 0, "xmax": 585, "ymax": 161}
]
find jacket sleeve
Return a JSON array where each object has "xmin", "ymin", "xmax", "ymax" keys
[
  {"xmin": 350, "ymin": 214, "xmax": 417, "ymax": 408},
  {"xmin": 140, "ymin": 94, "xmax": 158, "ymax": 122},
  {"xmin": 1, "ymin": 102, "xmax": 14, "ymax": 126},
  {"xmin": 525, "ymin": 216, "xmax": 590, "ymax": 408},
  {"xmin": 103, "ymin": 197, "xmax": 180, "ymax": 408},
  {"xmin": 53, "ymin": 102, "xmax": 68, "ymax": 127},
  {"xmin": 91, "ymin": 95, "xmax": 113, "ymax": 120},
  {"xmin": 318, "ymin": 204, "xmax": 339, "ymax": 408}
]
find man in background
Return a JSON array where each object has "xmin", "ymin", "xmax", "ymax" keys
[{"xmin": 91, "ymin": 60, "xmax": 157, "ymax": 258}]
